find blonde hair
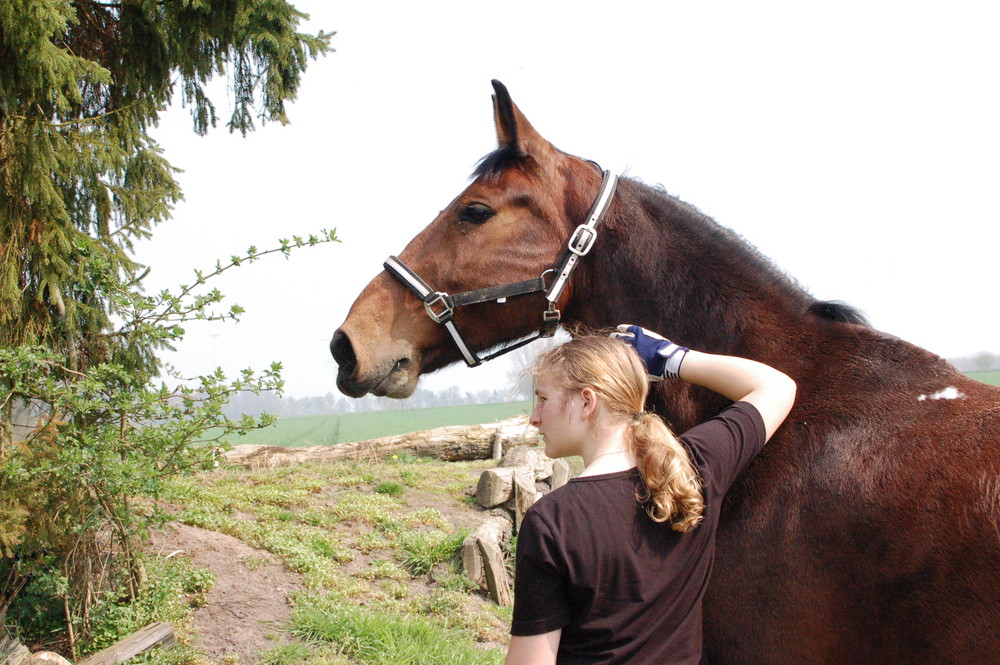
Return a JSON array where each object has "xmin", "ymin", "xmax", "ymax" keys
[{"xmin": 533, "ymin": 335, "xmax": 704, "ymax": 532}]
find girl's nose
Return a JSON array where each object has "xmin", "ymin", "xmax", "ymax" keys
[{"xmin": 529, "ymin": 406, "xmax": 541, "ymax": 427}]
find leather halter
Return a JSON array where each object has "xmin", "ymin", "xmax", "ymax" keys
[{"xmin": 384, "ymin": 170, "xmax": 619, "ymax": 367}]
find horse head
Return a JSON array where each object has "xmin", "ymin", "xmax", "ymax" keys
[{"xmin": 331, "ymin": 81, "xmax": 607, "ymax": 398}]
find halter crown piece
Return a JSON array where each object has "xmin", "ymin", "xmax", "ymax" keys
[{"xmin": 384, "ymin": 170, "xmax": 619, "ymax": 367}]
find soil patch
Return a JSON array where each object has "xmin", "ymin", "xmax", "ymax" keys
[{"xmin": 148, "ymin": 522, "xmax": 306, "ymax": 664}]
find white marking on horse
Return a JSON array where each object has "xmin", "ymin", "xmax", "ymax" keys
[{"xmin": 917, "ymin": 386, "xmax": 966, "ymax": 401}]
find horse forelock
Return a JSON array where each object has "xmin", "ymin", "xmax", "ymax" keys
[{"xmin": 472, "ymin": 146, "xmax": 527, "ymax": 181}]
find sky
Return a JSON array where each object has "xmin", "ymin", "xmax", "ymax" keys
[{"xmin": 139, "ymin": 1, "xmax": 1000, "ymax": 401}]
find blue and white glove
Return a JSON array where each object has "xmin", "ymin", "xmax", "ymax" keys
[{"xmin": 611, "ymin": 325, "xmax": 689, "ymax": 381}]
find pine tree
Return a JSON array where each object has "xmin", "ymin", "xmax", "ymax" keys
[
  {"xmin": 0, "ymin": 3, "xmax": 331, "ymax": 652},
  {"xmin": 0, "ymin": 0, "xmax": 330, "ymax": 369}
]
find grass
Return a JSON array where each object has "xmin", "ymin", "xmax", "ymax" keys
[
  {"xmin": 290, "ymin": 596, "xmax": 503, "ymax": 665},
  {"xmin": 220, "ymin": 401, "xmax": 531, "ymax": 447},
  {"xmin": 966, "ymin": 370, "xmax": 1000, "ymax": 387}
]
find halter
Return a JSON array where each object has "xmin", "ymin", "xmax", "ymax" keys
[{"xmin": 384, "ymin": 170, "xmax": 619, "ymax": 367}]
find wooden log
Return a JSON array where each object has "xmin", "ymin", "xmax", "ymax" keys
[
  {"xmin": 461, "ymin": 515, "xmax": 513, "ymax": 585},
  {"xmin": 475, "ymin": 468, "xmax": 517, "ymax": 508},
  {"xmin": 224, "ymin": 416, "xmax": 538, "ymax": 468},
  {"xmin": 77, "ymin": 622, "xmax": 174, "ymax": 665},
  {"xmin": 28, "ymin": 653, "xmax": 71, "ymax": 664},
  {"xmin": 550, "ymin": 458, "xmax": 571, "ymax": 490},
  {"xmin": 513, "ymin": 469, "xmax": 540, "ymax": 533},
  {"xmin": 477, "ymin": 537, "xmax": 512, "ymax": 606},
  {"xmin": 0, "ymin": 636, "xmax": 30, "ymax": 665},
  {"xmin": 500, "ymin": 446, "xmax": 554, "ymax": 481}
]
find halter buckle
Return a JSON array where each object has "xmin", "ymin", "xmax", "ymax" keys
[
  {"xmin": 424, "ymin": 292, "xmax": 454, "ymax": 323},
  {"xmin": 568, "ymin": 224, "xmax": 597, "ymax": 256}
]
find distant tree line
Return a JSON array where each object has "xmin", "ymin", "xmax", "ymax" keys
[
  {"xmin": 948, "ymin": 351, "xmax": 1000, "ymax": 372},
  {"xmin": 221, "ymin": 385, "xmax": 526, "ymax": 419}
]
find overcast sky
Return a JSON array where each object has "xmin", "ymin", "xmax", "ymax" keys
[{"xmin": 140, "ymin": 1, "xmax": 1000, "ymax": 400}]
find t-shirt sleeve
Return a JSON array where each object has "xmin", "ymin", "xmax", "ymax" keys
[
  {"xmin": 680, "ymin": 401, "xmax": 767, "ymax": 497},
  {"xmin": 510, "ymin": 505, "xmax": 572, "ymax": 636}
]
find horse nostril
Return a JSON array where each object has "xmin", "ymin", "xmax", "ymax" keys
[
  {"xmin": 330, "ymin": 330, "xmax": 357, "ymax": 374},
  {"xmin": 397, "ymin": 357, "xmax": 412, "ymax": 370}
]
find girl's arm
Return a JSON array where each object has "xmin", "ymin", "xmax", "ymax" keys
[
  {"xmin": 676, "ymin": 350, "xmax": 796, "ymax": 442},
  {"xmin": 613, "ymin": 325, "xmax": 796, "ymax": 442},
  {"xmin": 505, "ymin": 630, "xmax": 561, "ymax": 665}
]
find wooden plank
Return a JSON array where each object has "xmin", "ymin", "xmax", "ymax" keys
[{"xmin": 77, "ymin": 622, "xmax": 174, "ymax": 665}]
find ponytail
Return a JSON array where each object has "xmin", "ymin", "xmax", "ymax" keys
[
  {"xmin": 533, "ymin": 333, "xmax": 705, "ymax": 533},
  {"xmin": 629, "ymin": 413, "xmax": 704, "ymax": 532}
]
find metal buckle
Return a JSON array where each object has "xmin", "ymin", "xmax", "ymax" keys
[
  {"xmin": 568, "ymin": 224, "xmax": 597, "ymax": 256},
  {"xmin": 541, "ymin": 304, "xmax": 561, "ymax": 337},
  {"xmin": 424, "ymin": 292, "xmax": 453, "ymax": 323}
]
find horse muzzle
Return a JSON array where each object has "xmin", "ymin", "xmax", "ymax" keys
[{"xmin": 329, "ymin": 328, "xmax": 420, "ymax": 398}]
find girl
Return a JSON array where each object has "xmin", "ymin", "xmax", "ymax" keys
[{"xmin": 505, "ymin": 326, "xmax": 796, "ymax": 665}]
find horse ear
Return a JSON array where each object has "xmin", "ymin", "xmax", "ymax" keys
[{"xmin": 491, "ymin": 80, "xmax": 555, "ymax": 162}]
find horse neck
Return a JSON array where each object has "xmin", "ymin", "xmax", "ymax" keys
[
  {"xmin": 573, "ymin": 179, "xmax": 810, "ymax": 349},
  {"xmin": 565, "ymin": 180, "xmax": 821, "ymax": 420}
]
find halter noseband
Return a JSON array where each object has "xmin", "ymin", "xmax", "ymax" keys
[{"xmin": 384, "ymin": 169, "xmax": 619, "ymax": 367}]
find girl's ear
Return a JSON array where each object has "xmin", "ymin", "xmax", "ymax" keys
[{"xmin": 579, "ymin": 387, "xmax": 599, "ymax": 419}]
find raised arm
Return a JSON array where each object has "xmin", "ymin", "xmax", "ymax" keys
[{"xmin": 613, "ymin": 325, "xmax": 796, "ymax": 441}]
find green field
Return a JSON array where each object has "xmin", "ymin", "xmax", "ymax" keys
[
  {"xmin": 225, "ymin": 401, "xmax": 532, "ymax": 447},
  {"xmin": 227, "ymin": 369, "xmax": 1000, "ymax": 448},
  {"xmin": 966, "ymin": 370, "xmax": 1000, "ymax": 387}
]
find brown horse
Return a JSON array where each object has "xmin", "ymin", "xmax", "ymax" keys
[{"xmin": 331, "ymin": 81, "xmax": 1000, "ymax": 664}]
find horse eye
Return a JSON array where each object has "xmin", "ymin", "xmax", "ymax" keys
[{"xmin": 460, "ymin": 204, "xmax": 494, "ymax": 225}]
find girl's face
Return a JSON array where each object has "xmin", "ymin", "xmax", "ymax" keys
[{"xmin": 530, "ymin": 376, "xmax": 587, "ymax": 459}]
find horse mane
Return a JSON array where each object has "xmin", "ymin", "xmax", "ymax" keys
[
  {"xmin": 619, "ymin": 179, "xmax": 871, "ymax": 331},
  {"xmin": 808, "ymin": 301, "xmax": 870, "ymax": 325},
  {"xmin": 473, "ymin": 146, "xmax": 525, "ymax": 181}
]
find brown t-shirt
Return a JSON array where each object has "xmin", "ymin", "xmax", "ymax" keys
[{"xmin": 510, "ymin": 402, "xmax": 766, "ymax": 665}]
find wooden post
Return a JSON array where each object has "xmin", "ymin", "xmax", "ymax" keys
[
  {"xmin": 477, "ymin": 538, "xmax": 512, "ymax": 606},
  {"xmin": 77, "ymin": 622, "xmax": 174, "ymax": 665},
  {"xmin": 491, "ymin": 430, "xmax": 503, "ymax": 460},
  {"xmin": 462, "ymin": 515, "xmax": 513, "ymax": 585},
  {"xmin": 513, "ymin": 470, "xmax": 539, "ymax": 533}
]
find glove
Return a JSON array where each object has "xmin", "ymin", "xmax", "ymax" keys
[{"xmin": 611, "ymin": 325, "xmax": 689, "ymax": 381}]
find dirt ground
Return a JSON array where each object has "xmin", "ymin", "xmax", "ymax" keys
[{"xmin": 148, "ymin": 522, "xmax": 306, "ymax": 664}]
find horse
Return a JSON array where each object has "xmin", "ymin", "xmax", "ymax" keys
[{"xmin": 331, "ymin": 81, "xmax": 1000, "ymax": 664}]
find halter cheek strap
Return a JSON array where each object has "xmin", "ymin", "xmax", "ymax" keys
[{"xmin": 384, "ymin": 169, "xmax": 619, "ymax": 367}]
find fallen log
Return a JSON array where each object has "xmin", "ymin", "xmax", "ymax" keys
[
  {"xmin": 224, "ymin": 416, "xmax": 537, "ymax": 468},
  {"xmin": 76, "ymin": 622, "xmax": 174, "ymax": 665}
]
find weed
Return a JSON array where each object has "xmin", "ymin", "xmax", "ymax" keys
[
  {"xmin": 256, "ymin": 641, "xmax": 313, "ymax": 665},
  {"xmin": 357, "ymin": 559, "xmax": 410, "ymax": 582},
  {"xmin": 374, "ymin": 481, "xmax": 405, "ymax": 497},
  {"xmin": 398, "ymin": 529, "xmax": 467, "ymax": 576}
]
